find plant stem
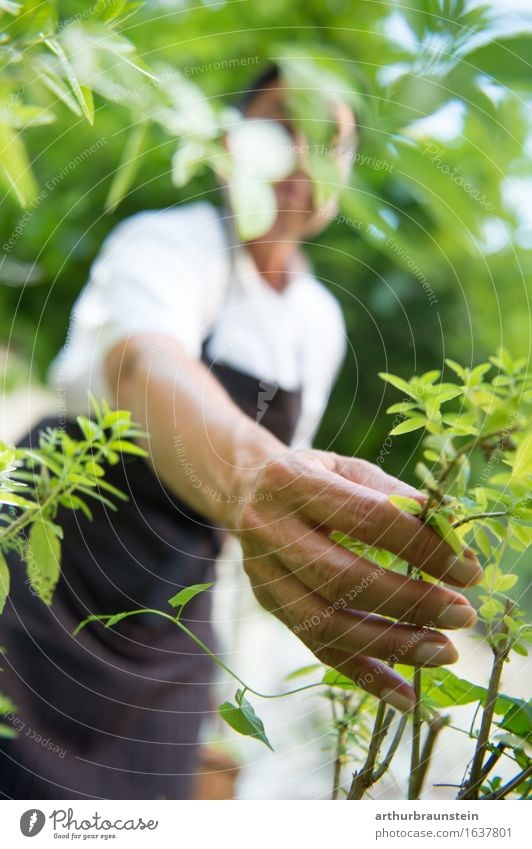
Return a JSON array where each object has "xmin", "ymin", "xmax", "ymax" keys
[
  {"xmin": 75, "ymin": 608, "xmax": 330, "ymax": 702},
  {"xmin": 452, "ymin": 511, "xmax": 508, "ymax": 530},
  {"xmin": 478, "ymin": 743, "xmax": 506, "ymax": 783},
  {"xmin": 372, "ymin": 714, "xmax": 408, "ymax": 782},
  {"xmin": 408, "ymin": 667, "xmax": 423, "ymax": 799},
  {"xmin": 438, "ymin": 426, "xmax": 519, "ymax": 488},
  {"xmin": 347, "ymin": 702, "xmax": 394, "ymax": 799},
  {"xmin": 458, "ymin": 607, "xmax": 511, "ymax": 800},
  {"xmin": 409, "ymin": 713, "xmax": 449, "ymax": 799},
  {"xmin": 482, "ymin": 765, "xmax": 532, "ymax": 799},
  {"xmin": 331, "ymin": 695, "xmax": 350, "ymax": 800}
]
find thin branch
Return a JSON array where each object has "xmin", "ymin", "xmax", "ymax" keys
[
  {"xmin": 478, "ymin": 743, "xmax": 506, "ymax": 783},
  {"xmin": 410, "ymin": 714, "xmax": 449, "ymax": 799},
  {"xmin": 408, "ymin": 667, "xmax": 423, "ymax": 799},
  {"xmin": 452, "ymin": 511, "xmax": 508, "ymax": 530},
  {"xmin": 458, "ymin": 604, "xmax": 512, "ymax": 800},
  {"xmin": 331, "ymin": 695, "xmax": 350, "ymax": 800},
  {"xmin": 483, "ymin": 765, "xmax": 532, "ymax": 800},
  {"xmin": 372, "ymin": 714, "xmax": 409, "ymax": 782},
  {"xmin": 347, "ymin": 703, "xmax": 394, "ymax": 800}
]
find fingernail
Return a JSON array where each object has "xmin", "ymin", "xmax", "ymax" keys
[
  {"xmin": 412, "ymin": 641, "xmax": 458, "ymax": 666},
  {"xmin": 380, "ymin": 688, "xmax": 416, "ymax": 713},
  {"xmin": 437, "ymin": 602, "xmax": 477, "ymax": 629},
  {"xmin": 443, "ymin": 554, "xmax": 483, "ymax": 586}
]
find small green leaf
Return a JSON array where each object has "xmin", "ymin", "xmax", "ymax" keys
[
  {"xmin": 386, "ymin": 402, "xmax": 417, "ymax": 414},
  {"xmin": 168, "ymin": 582, "xmax": 214, "ymax": 609},
  {"xmin": 479, "ymin": 600, "xmax": 500, "ymax": 621},
  {"xmin": 498, "ymin": 701, "xmax": 532, "ymax": 741},
  {"xmin": 219, "ymin": 695, "xmax": 273, "ymax": 750},
  {"xmin": 427, "ymin": 512, "xmax": 464, "ymax": 556},
  {"xmin": 76, "ymin": 415, "xmax": 100, "ymax": 441},
  {"xmin": 105, "ymin": 123, "xmax": 147, "ymax": 213},
  {"xmin": 512, "ymin": 643, "xmax": 528, "ymax": 657},
  {"xmin": 378, "ymin": 372, "xmax": 419, "ymax": 399},
  {"xmin": 284, "ymin": 664, "xmax": 321, "ymax": 681},
  {"xmin": 102, "ymin": 410, "xmax": 132, "ymax": 429},
  {"xmin": 495, "ymin": 574, "xmax": 518, "ymax": 592},
  {"xmin": 0, "ymin": 551, "xmax": 10, "ymax": 615},
  {"xmin": 444, "ymin": 358, "xmax": 465, "ymax": 379},
  {"xmin": 105, "ymin": 612, "xmax": 130, "ymax": 628},
  {"xmin": 388, "ymin": 494, "xmax": 422, "ymax": 515},
  {"xmin": 44, "ymin": 38, "xmax": 94, "ymax": 124},
  {"xmin": 26, "ymin": 516, "xmax": 61, "ymax": 606},
  {"xmin": 321, "ymin": 668, "xmax": 357, "ymax": 690},
  {"xmin": 109, "ymin": 440, "xmax": 148, "ymax": 457},
  {"xmin": 389, "ymin": 417, "xmax": 427, "ymax": 436},
  {"xmin": 0, "ymin": 492, "xmax": 35, "ymax": 508}
]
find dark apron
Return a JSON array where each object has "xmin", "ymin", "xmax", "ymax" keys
[{"xmin": 0, "ymin": 345, "xmax": 302, "ymax": 800}]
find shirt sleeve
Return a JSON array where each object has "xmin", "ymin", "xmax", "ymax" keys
[{"xmin": 47, "ymin": 203, "xmax": 229, "ymax": 415}]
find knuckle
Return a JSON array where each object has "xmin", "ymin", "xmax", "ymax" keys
[
  {"xmin": 372, "ymin": 626, "xmax": 403, "ymax": 663},
  {"xmin": 405, "ymin": 590, "xmax": 430, "ymax": 626},
  {"xmin": 237, "ymin": 504, "xmax": 260, "ymax": 535},
  {"xmin": 350, "ymin": 493, "xmax": 381, "ymax": 540},
  {"xmin": 260, "ymin": 455, "xmax": 294, "ymax": 491},
  {"xmin": 412, "ymin": 525, "xmax": 443, "ymax": 567},
  {"xmin": 313, "ymin": 607, "xmax": 338, "ymax": 644}
]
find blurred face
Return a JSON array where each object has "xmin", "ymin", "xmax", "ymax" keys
[{"xmin": 244, "ymin": 78, "xmax": 357, "ymax": 241}]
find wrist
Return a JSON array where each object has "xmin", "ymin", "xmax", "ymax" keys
[{"xmin": 224, "ymin": 419, "xmax": 288, "ymax": 531}]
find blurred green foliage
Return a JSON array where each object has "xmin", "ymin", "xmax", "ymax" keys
[{"xmin": 1, "ymin": 0, "xmax": 531, "ymax": 484}]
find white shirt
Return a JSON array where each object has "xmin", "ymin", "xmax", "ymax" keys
[{"xmin": 48, "ymin": 202, "xmax": 346, "ymax": 447}]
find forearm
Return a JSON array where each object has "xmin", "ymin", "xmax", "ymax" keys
[{"xmin": 105, "ymin": 333, "xmax": 286, "ymax": 528}]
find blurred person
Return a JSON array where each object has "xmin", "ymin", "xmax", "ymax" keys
[{"xmin": 0, "ymin": 65, "xmax": 481, "ymax": 800}]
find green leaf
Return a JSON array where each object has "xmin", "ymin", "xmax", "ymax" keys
[
  {"xmin": 44, "ymin": 38, "xmax": 95, "ymax": 124},
  {"xmin": 219, "ymin": 695, "xmax": 273, "ymax": 750},
  {"xmin": 105, "ymin": 123, "xmax": 147, "ymax": 213},
  {"xmin": 386, "ymin": 402, "xmax": 417, "ymax": 414},
  {"xmin": 168, "ymin": 582, "xmax": 213, "ymax": 609},
  {"xmin": 511, "ymin": 433, "xmax": 532, "ymax": 483},
  {"xmin": 26, "ymin": 516, "xmax": 61, "ymax": 606},
  {"xmin": 498, "ymin": 701, "xmax": 532, "ymax": 742},
  {"xmin": 0, "ymin": 492, "xmax": 35, "ymax": 508},
  {"xmin": 105, "ymin": 612, "xmax": 130, "ymax": 628},
  {"xmin": 474, "ymin": 526, "xmax": 492, "ymax": 559},
  {"xmin": 76, "ymin": 415, "xmax": 100, "ymax": 441},
  {"xmin": 0, "ymin": 122, "xmax": 38, "ymax": 206},
  {"xmin": 102, "ymin": 410, "xmax": 132, "ymax": 429},
  {"xmin": 321, "ymin": 668, "xmax": 357, "ymax": 690},
  {"xmin": 109, "ymin": 440, "xmax": 148, "ymax": 457},
  {"xmin": 379, "ymin": 372, "xmax": 418, "ymax": 399},
  {"xmin": 421, "ymin": 668, "xmax": 487, "ymax": 709},
  {"xmin": 414, "ymin": 461, "xmax": 438, "ymax": 488},
  {"xmin": 388, "ymin": 494, "xmax": 422, "ymax": 515},
  {"xmin": 495, "ymin": 574, "xmax": 518, "ymax": 593},
  {"xmin": 60, "ymin": 493, "xmax": 93, "ymax": 521},
  {"xmin": 427, "ymin": 512, "xmax": 464, "ymax": 556},
  {"xmin": 389, "ymin": 417, "xmax": 427, "ymax": 436},
  {"xmin": 284, "ymin": 664, "xmax": 321, "ymax": 681},
  {"xmin": 479, "ymin": 600, "xmax": 500, "ymax": 622},
  {"xmin": 0, "ymin": 551, "xmax": 10, "ymax": 615},
  {"xmin": 445, "ymin": 359, "xmax": 465, "ymax": 379}
]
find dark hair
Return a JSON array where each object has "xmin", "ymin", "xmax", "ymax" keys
[{"xmin": 237, "ymin": 62, "xmax": 281, "ymax": 111}]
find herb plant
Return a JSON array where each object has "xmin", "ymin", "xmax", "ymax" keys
[{"xmin": 0, "ymin": 397, "xmax": 147, "ymax": 737}]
